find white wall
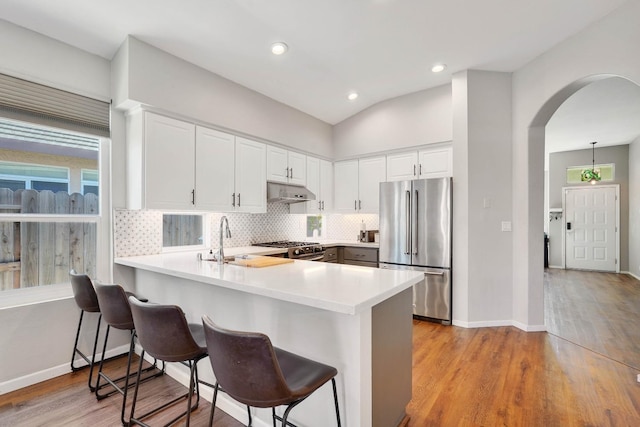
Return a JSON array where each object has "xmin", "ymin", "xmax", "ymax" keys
[
  {"xmin": 452, "ymin": 71, "xmax": 513, "ymax": 326},
  {"xmin": 332, "ymin": 84, "xmax": 452, "ymax": 159},
  {"xmin": 512, "ymin": 0, "xmax": 640, "ymax": 328},
  {"xmin": 548, "ymin": 145, "xmax": 630, "ymax": 270},
  {"xmin": 0, "ymin": 20, "xmax": 130, "ymax": 394},
  {"xmin": 113, "ymin": 37, "xmax": 333, "ymax": 159},
  {"xmin": 629, "ymin": 137, "xmax": 640, "ymax": 279}
]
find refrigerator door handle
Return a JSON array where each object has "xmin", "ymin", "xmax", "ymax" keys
[
  {"xmin": 412, "ymin": 189, "xmax": 419, "ymax": 255},
  {"xmin": 423, "ymin": 271, "xmax": 445, "ymax": 276},
  {"xmin": 405, "ymin": 190, "xmax": 411, "ymax": 255}
]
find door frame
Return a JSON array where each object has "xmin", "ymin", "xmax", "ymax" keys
[{"xmin": 561, "ymin": 184, "xmax": 620, "ymax": 272}]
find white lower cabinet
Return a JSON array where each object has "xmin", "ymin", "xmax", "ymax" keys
[{"xmin": 334, "ymin": 156, "xmax": 386, "ymax": 214}]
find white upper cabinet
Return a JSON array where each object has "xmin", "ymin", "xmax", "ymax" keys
[
  {"xmin": 127, "ymin": 111, "xmax": 266, "ymax": 213},
  {"xmin": 235, "ymin": 137, "xmax": 267, "ymax": 213},
  {"xmin": 195, "ymin": 126, "xmax": 235, "ymax": 211},
  {"xmin": 267, "ymin": 146, "xmax": 306, "ymax": 186},
  {"xmin": 358, "ymin": 157, "xmax": 386, "ymax": 213},
  {"xmin": 418, "ymin": 146, "xmax": 452, "ymax": 178},
  {"xmin": 386, "ymin": 145, "xmax": 453, "ymax": 181},
  {"xmin": 127, "ymin": 111, "xmax": 196, "ymax": 210},
  {"xmin": 290, "ymin": 157, "xmax": 333, "ymax": 214},
  {"xmin": 386, "ymin": 151, "xmax": 419, "ymax": 182},
  {"xmin": 334, "ymin": 156, "xmax": 385, "ymax": 214},
  {"xmin": 319, "ymin": 159, "xmax": 334, "ymax": 212}
]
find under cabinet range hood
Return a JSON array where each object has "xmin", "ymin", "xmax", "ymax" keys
[{"xmin": 267, "ymin": 181, "xmax": 316, "ymax": 204}]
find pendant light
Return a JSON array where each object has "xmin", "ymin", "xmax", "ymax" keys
[{"xmin": 581, "ymin": 141, "xmax": 601, "ymax": 185}]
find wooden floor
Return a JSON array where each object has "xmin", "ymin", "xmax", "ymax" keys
[
  {"xmin": 2, "ymin": 271, "xmax": 640, "ymax": 426},
  {"xmin": 544, "ymin": 268, "xmax": 640, "ymax": 370}
]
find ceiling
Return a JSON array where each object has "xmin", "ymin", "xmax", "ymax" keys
[
  {"xmin": 0, "ymin": 0, "xmax": 630, "ymax": 125},
  {"xmin": 546, "ymin": 76, "xmax": 640, "ymax": 161}
]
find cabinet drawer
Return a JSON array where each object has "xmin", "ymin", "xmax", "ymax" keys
[
  {"xmin": 343, "ymin": 247, "xmax": 378, "ymax": 263},
  {"xmin": 323, "ymin": 247, "xmax": 338, "ymax": 262}
]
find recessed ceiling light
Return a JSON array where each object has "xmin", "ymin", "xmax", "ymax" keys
[
  {"xmin": 271, "ymin": 42, "xmax": 288, "ymax": 55},
  {"xmin": 347, "ymin": 92, "xmax": 359, "ymax": 101},
  {"xmin": 431, "ymin": 64, "xmax": 446, "ymax": 73}
]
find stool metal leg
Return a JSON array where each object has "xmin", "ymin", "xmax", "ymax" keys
[{"xmin": 70, "ymin": 310, "xmax": 103, "ymax": 392}]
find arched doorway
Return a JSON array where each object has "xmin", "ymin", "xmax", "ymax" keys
[{"xmin": 529, "ymin": 75, "xmax": 640, "ymax": 368}]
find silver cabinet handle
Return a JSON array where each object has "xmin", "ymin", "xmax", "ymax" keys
[
  {"xmin": 319, "ymin": 201, "xmax": 322, "ymax": 210},
  {"xmin": 191, "ymin": 189, "xmax": 195, "ymax": 205},
  {"xmin": 413, "ymin": 164, "xmax": 416, "ymax": 176},
  {"xmin": 419, "ymin": 164, "xmax": 422, "ymax": 176},
  {"xmin": 424, "ymin": 271, "xmax": 445, "ymax": 276},
  {"xmin": 232, "ymin": 193, "xmax": 236, "ymax": 207},
  {"xmin": 290, "ymin": 167, "xmax": 293, "ymax": 179},
  {"xmin": 413, "ymin": 189, "xmax": 418, "ymax": 255},
  {"xmin": 359, "ymin": 200, "xmax": 362, "ymax": 210},
  {"xmin": 354, "ymin": 200, "xmax": 357, "ymax": 211},
  {"xmin": 237, "ymin": 193, "xmax": 241, "ymax": 207},
  {"xmin": 405, "ymin": 190, "xmax": 411, "ymax": 255}
]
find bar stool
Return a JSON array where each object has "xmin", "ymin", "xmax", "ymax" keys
[
  {"xmin": 128, "ymin": 296, "xmax": 208, "ymax": 427},
  {"xmin": 201, "ymin": 315, "xmax": 341, "ymax": 427},
  {"xmin": 93, "ymin": 283, "xmax": 164, "ymax": 425},
  {"xmin": 69, "ymin": 270, "xmax": 104, "ymax": 391}
]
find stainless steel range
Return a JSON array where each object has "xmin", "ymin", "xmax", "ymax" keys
[{"xmin": 253, "ymin": 241, "xmax": 326, "ymax": 261}]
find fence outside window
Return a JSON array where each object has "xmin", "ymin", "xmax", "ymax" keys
[{"xmin": 0, "ymin": 188, "xmax": 97, "ymax": 291}]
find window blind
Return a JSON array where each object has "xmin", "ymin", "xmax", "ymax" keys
[{"xmin": 0, "ymin": 73, "xmax": 110, "ymax": 137}]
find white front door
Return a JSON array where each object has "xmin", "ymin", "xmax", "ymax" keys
[{"xmin": 564, "ymin": 186, "xmax": 618, "ymax": 272}]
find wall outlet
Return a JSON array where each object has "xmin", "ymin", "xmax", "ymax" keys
[{"xmin": 501, "ymin": 221, "xmax": 512, "ymax": 232}]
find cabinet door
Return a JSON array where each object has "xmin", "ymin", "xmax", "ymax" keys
[
  {"xmin": 235, "ymin": 137, "xmax": 266, "ymax": 213},
  {"xmin": 386, "ymin": 151, "xmax": 418, "ymax": 181},
  {"xmin": 287, "ymin": 151, "xmax": 306, "ymax": 186},
  {"xmin": 290, "ymin": 156, "xmax": 319, "ymax": 214},
  {"xmin": 358, "ymin": 156, "xmax": 386, "ymax": 213},
  {"xmin": 195, "ymin": 126, "xmax": 235, "ymax": 211},
  {"xmin": 266, "ymin": 146, "xmax": 288, "ymax": 183},
  {"xmin": 144, "ymin": 112, "xmax": 195, "ymax": 210},
  {"xmin": 418, "ymin": 146, "xmax": 452, "ymax": 178},
  {"xmin": 334, "ymin": 160, "xmax": 359, "ymax": 213},
  {"xmin": 319, "ymin": 159, "xmax": 333, "ymax": 212}
]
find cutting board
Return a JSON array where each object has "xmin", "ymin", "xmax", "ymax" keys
[{"xmin": 230, "ymin": 256, "xmax": 294, "ymax": 268}]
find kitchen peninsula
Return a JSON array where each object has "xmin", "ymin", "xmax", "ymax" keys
[{"xmin": 115, "ymin": 247, "xmax": 423, "ymax": 427}]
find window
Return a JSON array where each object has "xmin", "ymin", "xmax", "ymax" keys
[
  {"xmin": 306, "ymin": 215, "xmax": 323, "ymax": 238},
  {"xmin": 163, "ymin": 214, "xmax": 205, "ymax": 249},
  {"xmin": 566, "ymin": 163, "xmax": 615, "ymax": 184},
  {"xmin": 82, "ymin": 169, "xmax": 99, "ymax": 196},
  {"xmin": 0, "ymin": 118, "xmax": 101, "ymax": 294}
]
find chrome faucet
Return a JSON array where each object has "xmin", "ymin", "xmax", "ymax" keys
[{"xmin": 217, "ymin": 216, "xmax": 231, "ymax": 264}]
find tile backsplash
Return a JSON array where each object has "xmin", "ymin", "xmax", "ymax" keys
[{"xmin": 114, "ymin": 205, "xmax": 379, "ymax": 258}]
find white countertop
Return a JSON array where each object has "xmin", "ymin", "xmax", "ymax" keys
[{"xmin": 115, "ymin": 247, "xmax": 421, "ymax": 315}]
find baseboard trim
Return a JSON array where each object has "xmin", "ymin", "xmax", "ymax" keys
[
  {"xmin": 451, "ymin": 319, "xmax": 547, "ymax": 332},
  {"xmin": 0, "ymin": 344, "xmax": 129, "ymax": 395},
  {"xmin": 623, "ymin": 271, "xmax": 640, "ymax": 281},
  {"xmin": 548, "ymin": 265, "xmax": 564, "ymax": 269}
]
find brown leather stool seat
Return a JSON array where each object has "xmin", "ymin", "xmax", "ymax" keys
[
  {"xmin": 128, "ymin": 297, "xmax": 208, "ymax": 427},
  {"xmin": 94, "ymin": 283, "xmax": 163, "ymax": 425},
  {"xmin": 69, "ymin": 270, "xmax": 104, "ymax": 391},
  {"xmin": 202, "ymin": 315, "xmax": 341, "ymax": 427}
]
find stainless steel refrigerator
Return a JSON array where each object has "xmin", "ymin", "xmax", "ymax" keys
[{"xmin": 379, "ymin": 178, "xmax": 452, "ymax": 324}]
